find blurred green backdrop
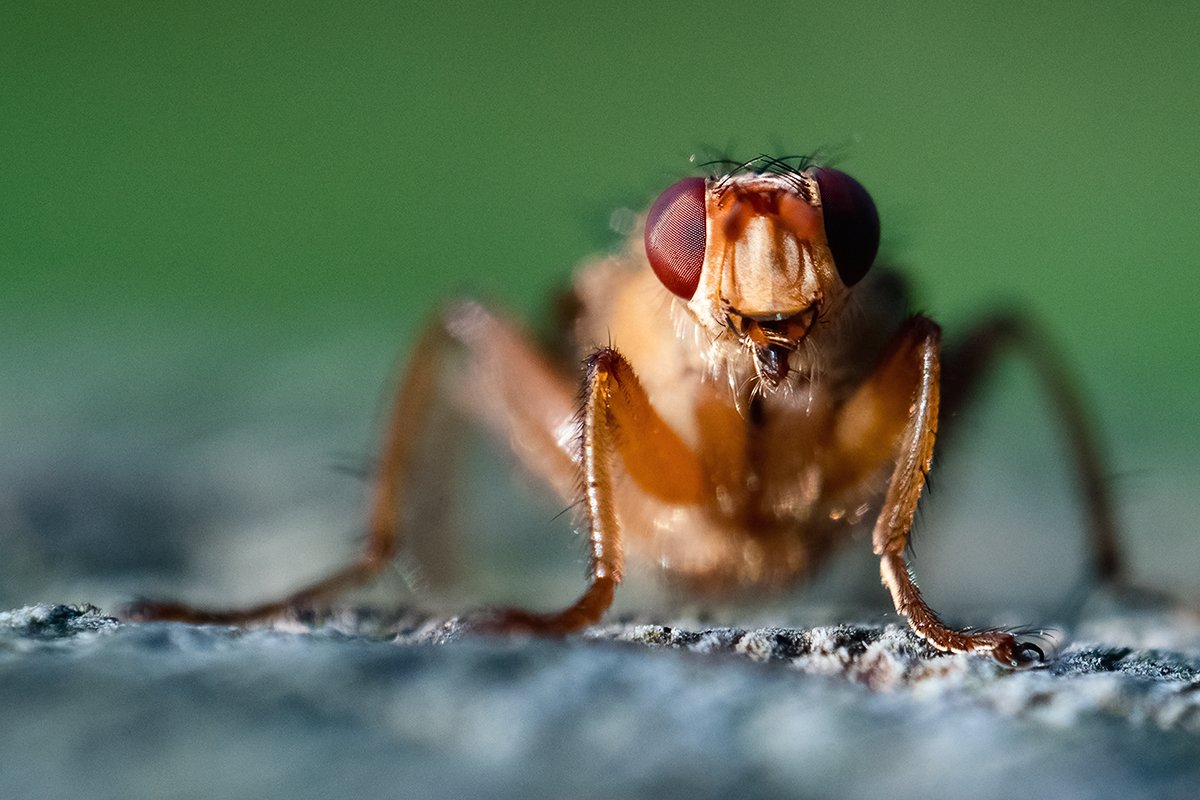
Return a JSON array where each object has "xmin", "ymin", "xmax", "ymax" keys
[{"xmin": 2, "ymin": 1, "xmax": 1198, "ymax": 608}]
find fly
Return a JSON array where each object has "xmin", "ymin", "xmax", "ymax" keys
[{"xmin": 124, "ymin": 155, "xmax": 1123, "ymax": 666}]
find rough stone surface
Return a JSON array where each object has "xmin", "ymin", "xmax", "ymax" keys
[{"xmin": 3, "ymin": 599, "xmax": 1200, "ymax": 799}]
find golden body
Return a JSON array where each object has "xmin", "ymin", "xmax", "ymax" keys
[{"xmin": 543, "ymin": 244, "xmax": 907, "ymax": 593}]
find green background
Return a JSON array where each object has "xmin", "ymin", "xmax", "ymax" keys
[{"xmin": 2, "ymin": 1, "xmax": 1198, "ymax": 607}]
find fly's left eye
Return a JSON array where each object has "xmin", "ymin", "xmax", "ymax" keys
[
  {"xmin": 644, "ymin": 177, "xmax": 707, "ymax": 299},
  {"xmin": 812, "ymin": 167, "xmax": 880, "ymax": 287}
]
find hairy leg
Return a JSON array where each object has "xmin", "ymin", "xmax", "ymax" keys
[
  {"xmin": 122, "ymin": 303, "xmax": 583, "ymax": 625},
  {"xmin": 833, "ymin": 316, "xmax": 1033, "ymax": 664}
]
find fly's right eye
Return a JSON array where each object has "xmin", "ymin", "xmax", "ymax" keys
[{"xmin": 644, "ymin": 177, "xmax": 707, "ymax": 299}]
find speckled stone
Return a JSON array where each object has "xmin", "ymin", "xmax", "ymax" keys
[{"xmin": 4, "ymin": 599, "xmax": 1200, "ymax": 799}]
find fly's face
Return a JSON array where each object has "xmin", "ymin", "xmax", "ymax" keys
[{"xmin": 644, "ymin": 164, "xmax": 880, "ymax": 388}]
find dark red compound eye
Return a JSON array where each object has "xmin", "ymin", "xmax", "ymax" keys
[
  {"xmin": 644, "ymin": 177, "xmax": 707, "ymax": 299},
  {"xmin": 811, "ymin": 167, "xmax": 880, "ymax": 287}
]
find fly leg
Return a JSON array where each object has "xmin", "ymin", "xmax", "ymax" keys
[
  {"xmin": 482, "ymin": 345, "xmax": 710, "ymax": 634},
  {"xmin": 940, "ymin": 313, "xmax": 1123, "ymax": 585},
  {"xmin": 121, "ymin": 300, "xmax": 704, "ymax": 632},
  {"xmin": 120, "ymin": 316, "xmax": 457, "ymax": 624},
  {"xmin": 832, "ymin": 316, "xmax": 1033, "ymax": 665},
  {"xmin": 122, "ymin": 302, "xmax": 583, "ymax": 625}
]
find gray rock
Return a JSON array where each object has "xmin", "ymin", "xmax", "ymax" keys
[{"xmin": 3, "ymin": 601, "xmax": 1200, "ymax": 800}]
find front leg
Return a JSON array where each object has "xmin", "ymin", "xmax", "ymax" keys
[
  {"xmin": 833, "ymin": 316, "xmax": 1035, "ymax": 665},
  {"xmin": 483, "ymin": 345, "xmax": 710, "ymax": 633}
]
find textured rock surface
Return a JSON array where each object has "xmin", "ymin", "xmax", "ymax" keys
[{"xmin": 3, "ymin": 601, "xmax": 1200, "ymax": 800}]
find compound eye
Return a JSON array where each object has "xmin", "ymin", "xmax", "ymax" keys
[
  {"xmin": 644, "ymin": 177, "xmax": 707, "ymax": 299},
  {"xmin": 811, "ymin": 167, "xmax": 880, "ymax": 287}
]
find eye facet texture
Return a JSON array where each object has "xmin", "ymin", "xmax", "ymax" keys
[{"xmin": 645, "ymin": 177, "xmax": 707, "ymax": 299}]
